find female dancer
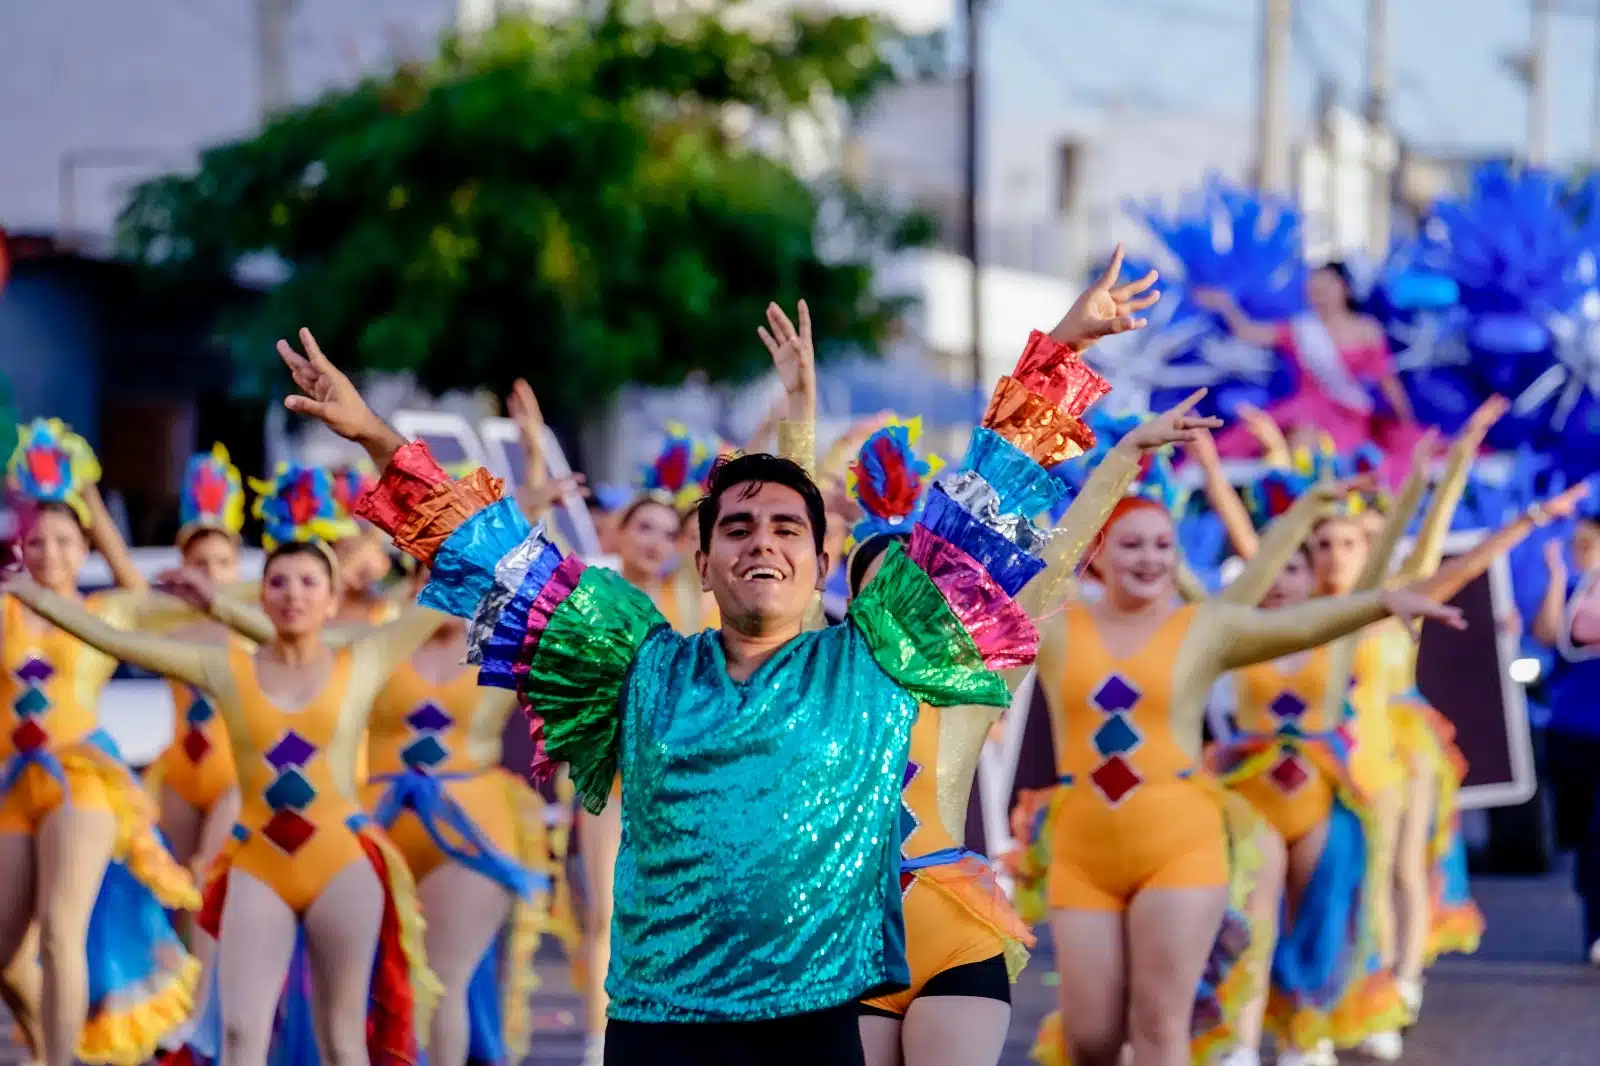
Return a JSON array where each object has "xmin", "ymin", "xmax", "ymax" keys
[
  {"xmin": 0, "ymin": 419, "xmax": 202, "ymax": 1066},
  {"xmin": 1194, "ymin": 263, "xmax": 1421, "ymax": 479},
  {"xmin": 146, "ymin": 446, "xmax": 249, "ymax": 882},
  {"xmin": 1029, "ymin": 453, "xmax": 1464, "ymax": 1066},
  {"xmin": 6, "ymin": 532, "xmax": 444, "ymax": 1066},
  {"xmin": 363, "ymin": 563, "xmax": 549, "ymax": 1066},
  {"xmin": 1194, "ymin": 398, "xmax": 1503, "ymax": 1058}
]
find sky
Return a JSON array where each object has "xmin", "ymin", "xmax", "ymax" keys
[{"xmin": 975, "ymin": 0, "xmax": 1600, "ymax": 164}]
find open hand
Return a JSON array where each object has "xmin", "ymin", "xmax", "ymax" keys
[
  {"xmin": 1050, "ymin": 243, "xmax": 1160, "ymax": 353},
  {"xmin": 155, "ymin": 567, "xmax": 217, "ymax": 612},
  {"xmin": 1546, "ymin": 537, "xmax": 1570, "ymax": 583},
  {"xmin": 1119, "ymin": 389, "xmax": 1224, "ymax": 453},
  {"xmin": 1381, "ymin": 583, "xmax": 1467, "ymax": 632},
  {"xmin": 757, "ymin": 301, "xmax": 817, "ymax": 422},
  {"xmin": 277, "ymin": 329, "xmax": 378, "ymax": 443},
  {"xmin": 1535, "ymin": 482, "xmax": 1589, "ymax": 524},
  {"xmin": 507, "ymin": 379, "xmax": 545, "ymax": 449}
]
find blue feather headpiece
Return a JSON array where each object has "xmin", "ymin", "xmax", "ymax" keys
[
  {"xmin": 249, "ymin": 464, "xmax": 357, "ymax": 551},
  {"xmin": 1049, "ymin": 410, "xmax": 1190, "ymax": 521}
]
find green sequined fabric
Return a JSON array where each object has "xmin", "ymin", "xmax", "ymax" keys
[
  {"xmin": 848, "ymin": 544, "xmax": 1011, "ymax": 708},
  {"xmin": 524, "ymin": 566, "xmax": 666, "ymax": 812}
]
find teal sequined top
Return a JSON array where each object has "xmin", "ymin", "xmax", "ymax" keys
[{"xmin": 609, "ymin": 617, "xmax": 919, "ymax": 1021}]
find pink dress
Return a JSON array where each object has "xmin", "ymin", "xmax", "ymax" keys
[{"xmin": 1212, "ymin": 317, "xmax": 1425, "ymax": 486}]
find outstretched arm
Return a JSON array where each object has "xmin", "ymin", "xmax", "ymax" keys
[
  {"xmin": 1222, "ymin": 475, "xmax": 1372, "ymax": 606},
  {"xmin": 5, "ymin": 579, "xmax": 217, "ymax": 689},
  {"xmin": 1355, "ymin": 433, "xmax": 1436, "ymax": 591},
  {"xmin": 1397, "ymin": 397, "xmax": 1507, "ymax": 581},
  {"xmin": 1420, "ymin": 483, "xmax": 1588, "ymax": 606},
  {"xmin": 1192, "ymin": 288, "xmax": 1281, "ymax": 348},
  {"xmin": 1188, "ymin": 428, "xmax": 1260, "ymax": 561}
]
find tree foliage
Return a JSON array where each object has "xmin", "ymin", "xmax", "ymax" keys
[{"xmin": 119, "ymin": 1, "xmax": 930, "ymax": 417}]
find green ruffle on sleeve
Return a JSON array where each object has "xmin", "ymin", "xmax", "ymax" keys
[
  {"xmin": 526, "ymin": 566, "xmax": 667, "ymax": 813},
  {"xmin": 848, "ymin": 544, "xmax": 1011, "ymax": 709}
]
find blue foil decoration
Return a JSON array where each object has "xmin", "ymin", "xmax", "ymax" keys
[
  {"xmin": 918, "ymin": 487, "xmax": 1045, "ymax": 597},
  {"xmin": 420, "ymin": 498, "xmax": 534, "ymax": 619},
  {"xmin": 960, "ymin": 428, "xmax": 1068, "ymax": 519},
  {"xmin": 478, "ymin": 542, "xmax": 565, "ymax": 691}
]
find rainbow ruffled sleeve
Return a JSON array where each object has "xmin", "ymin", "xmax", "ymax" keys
[
  {"xmin": 354, "ymin": 445, "xmax": 666, "ymax": 811},
  {"xmin": 848, "ymin": 330, "xmax": 1110, "ymax": 708}
]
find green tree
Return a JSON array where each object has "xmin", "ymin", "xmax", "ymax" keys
[{"xmin": 119, "ymin": 2, "xmax": 930, "ymax": 419}]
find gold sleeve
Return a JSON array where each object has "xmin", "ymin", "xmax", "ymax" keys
[
  {"xmin": 91, "ymin": 588, "xmax": 207, "ymax": 634},
  {"xmin": 1397, "ymin": 435, "xmax": 1474, "ymax": 581},
  {"xmin": 778, "ymin": 419, "xmax": 817, "ymax": 478},
  {"xmin": 351, "ymin": 604, "xmax": 446, "ymax": 681},
  {"xmin": 12, "ymin": 584, "xmax": 219, "ymax": 690},
  {"xmin": 1207, "ymin": 591, "xmax": 1389, "ymax": 673},
  {"xmin": 1358, "ymin": 463, "xmax": 1429, "ymax": 592},
  {"xmin": 1221, "ymin": 486, "xmax": 1327, "ymax": 606},
  {"xmin": 208, "ymin": 594, "xmax": 275, "ymax": 646},
  {"xmin": 1175, "ymin": 562, "xmax": 1208, "ymax": 603},
  {"xmin": 1020, "ymin": 446, "xmax": 1141, "ymax": 618}
]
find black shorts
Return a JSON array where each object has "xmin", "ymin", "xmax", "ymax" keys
[
  {"xmin": 604, "ymin": 1002, "xmax": 865, "ymax": 1066},
  {"xmin": 857, "ymin": 954, "xmax": 1011, "ymax": 1020}
]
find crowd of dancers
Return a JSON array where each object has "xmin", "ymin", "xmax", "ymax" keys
[{"xmin": 0, "ymin": 247, "xmax": 1576, "ymax": 1066}]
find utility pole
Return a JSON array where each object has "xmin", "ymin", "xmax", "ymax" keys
[
  {"xmin": 963, "ymin": 0, "xmax": 984, "ymax": 400},
  {"xmin": 1529, "ymin": 0, "xmax": 1551, "ymax": 165},
  {"xmin": 1255, "ymin": 0, "xmax": 1293, "ymax": 192},
  {"xmin": 1365, "ymin": 0, "xmax": 1392, "ymax": 253},
  {"xmin": 256, "ymin": 0, "xmax": 296, "ymax": 120}
]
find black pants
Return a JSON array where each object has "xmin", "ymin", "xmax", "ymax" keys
[
  {"xmin": 1547, "ymin": 729, "xmax": 1600, "ymax": 949},
  {"xmin": 605, "ymin": 1003, "xmax": 865, "ymax": 1066}
]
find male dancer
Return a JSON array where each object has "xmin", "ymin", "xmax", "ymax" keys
[{"xmin": 273, "ymin": 262, "xmax": 1187, "ymax": 1064}]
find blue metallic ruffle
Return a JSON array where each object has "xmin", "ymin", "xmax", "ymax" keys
[
  {"xmin": 420, "ymin": 497, "xmax": 536, "ymax": 619},
  {"xmin": 959, "ymin": 428, "xmax": 1068, "ymax": 519},
  {"xmin": 918, "ymin": 487, "xmax": 1044, "ymax": 597}
]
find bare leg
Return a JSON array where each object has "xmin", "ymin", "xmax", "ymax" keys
[
  {"xmin": 303, "ymin": 859, "xmax": 385, "ymax": 1066},
  {"xmin": 35, "ymin": 804, "xmax": 115, "ymax": 1066},
  {"xmin": 1369, "ymin": 786, "xmax": 1402, "ymax": 970},
  {"xmin": 417, "ymin": 863, "xmax": 513, "ymax": 1066},
  {"xmin": 902, "ymin": 996, "xmax": 1011, "ymax": 1066},
  {"xmin": 578, "ymin": 803, "xmax": 621, "ymax": 1039},
  {"xmin": 1233, "ymin": 828, "xmax": 1288, "ymax": 1052},
  {"xmin": 187, "ymin": 789, "xmax": 242, "ymax": 978},
  {"xmin": 159, "ymin": 783, "xmax": 202, "ymax": 869},
  {"xmin": 858, "ymin": 1014, "xmax": 902, "ymax": 1066},
  {"xmin": 0, "ymin": 835, "xmax": 38, "ymax": 1063},
  {"xmin": 1049, "ymin": 909, "xmax": 1127, "ymax": 1066},
  {"xmin": 216, "ymin": 871, "xmax": 299, "ymax": 1066},
  {"xmin": 1394, "ymin": 769, "xmax": 1436, "ymax": 988},
  {"xmin": 1125, "ymin": 885, "xmax": 1230, "ymax": 1066},
  {"xmin": 1283, "ymin": 819, "xmax": 1331, "ymax": 924}
]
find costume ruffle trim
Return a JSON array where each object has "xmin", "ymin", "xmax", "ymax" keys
[
  {"xmin": 65, "ymin": 748, "xmax": 199, "ymax": 910},
  {"xmin": 911, "ymin": 855, "xmax": 1036, "ymax": 982},
  {"xmin": 1427, "ymin": 900, "xmax": 1484, "ymax": 964},
  {"xmin": 79, "ymin": 954, "xmax": 201, "ymax": 1066}
]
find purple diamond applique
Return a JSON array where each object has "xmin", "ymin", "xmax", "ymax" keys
[
  {"xmin": 1092, "ymin": 674, "xmax": 1141, "ymax": 714},
  {"xmin": 902, "ymin": 760, "xmax": 922, "ymax": 790},
  {"xmin": 405, "ymin": 702, "xmax": 454, "ymax": 734},
  {"xmin": 1270, "ymin": 692, "xmax": 1308, "ymax": 721},
  {"xmin": 265, "ymin": 730, "xmax": 316, "ymax": 771},
  {"xmin": 15, "ymin": 657, "xmax": 53, "ymax": 684}
]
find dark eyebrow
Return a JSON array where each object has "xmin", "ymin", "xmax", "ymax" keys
[
  {"xmin": 716, "ymin": 511, "xmax": 756, "ymax": 528},
  {"xmin": 770, "ymin": 511, "xmax": 809, "ymax": 527}
]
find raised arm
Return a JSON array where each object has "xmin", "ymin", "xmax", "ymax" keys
[
  {"xmin": 1209, "ymin": 581, "xmax": 1464, "ymax": 674},
  {"xmin": 1397, "ymin": 398, "xmax": 1506, "ymax": 581},
  {"xmin": 1355, "ymin": 433, "xmax": 1435, "ymax": 591},
  {"xmin": 759, "ymin": 301, "xmax": 819, "ymax": 477},
  {"xmin": 1222, "ymin": 476, "xmax": 1369, "ymax": 606},
  {"xmin": 1188, "ymin": 428, "xmax": 1260, "ymax": 560},
  {"xmin": 5, "ymin": 580, "xmax": 217, "ymax": 689},
  {"xmin": 1420, "ymin": 483, "xmax": 1588, "ymax": 606},
  {"xmin": 82, "ymin": 483, "xmax": 148, "ymax": 592},
  {"xmin": 1192, "ymin": 288, "xmax": 1281, "ymax": 348}
]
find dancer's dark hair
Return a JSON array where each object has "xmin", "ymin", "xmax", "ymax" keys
[{"xmin": 696, "ymin": 454, "xmax": 827, "ymax": 555}]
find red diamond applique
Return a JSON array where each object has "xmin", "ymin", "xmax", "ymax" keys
[
  {"xmin": 899, "ymin": 871, "xmax": 916, "ymax": 898},
  {"xmin": 1269, "ymin": 754, "xmax": 1309, "ymax": 794},
  {"xmin": 11, "ymin": 718, "xmax": 48, "ymax": 753},
  {"xmin": 1089, "ymin": 755, "xmax": 1142, "ymax": 805},
  {"xmin": 261, "ymin": 809, "xmax": 317, "ymax": 854},
  {"xmin": 182, "ymin": 728, "xmax": 212, "ymax": 763}
]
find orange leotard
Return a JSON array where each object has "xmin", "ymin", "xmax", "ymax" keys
[
  {"xmin": 861, "ymin": 704, "xmax": 1033, "ymax": 1015},
  {"xmin": 152, "ymin": 677, "xmax": 240, "ymax": 812},
  {"xmin": 361, "ymin": 659, "xmax": 528, "ymax": 883},
  {"xmin": 1228, "ymin": 647, "xmax": 1343, "ymax": 843},
  {"xmin": 1044, "ymin": 603, "xmax": 1229, "ymax": 911}
]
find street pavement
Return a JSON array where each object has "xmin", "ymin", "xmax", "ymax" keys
[{"xmin": 3, "ymin": 874, "xmax": 1594, "ymax": 1065}]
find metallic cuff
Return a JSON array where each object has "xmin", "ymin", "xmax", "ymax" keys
[{"xmin": 777, "ymin": 420, "xmax": 817, "ymax": 477}]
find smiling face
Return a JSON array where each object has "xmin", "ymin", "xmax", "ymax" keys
[
  {"xmin": 261, "ymin": 547, "xmax": 338, "ymax": 639},
  {"xmin": 181, "ymin": 529, "xmax": 241, "ymax": 584},
  {"xmin": 23, "ymin": 504, "xmax": 88, "ymax": 594},
  {"xmin": 1098, "ymin": 505, "xmax": 1177, "ymax": 608},
  {"xmin": 617, "ymin": 499, "xmax": 680, "ymax": 583},
  {"xmin": 697, "ymin": 480, "xmax": 825, "ymax": 633},
  {"xmin": 1261, "ymin": 547, "xmax": 1315, "ymax": 608},
  {"xmin": 1310, "ymin": 516, "xmax": 1369, "ymax": 595}
]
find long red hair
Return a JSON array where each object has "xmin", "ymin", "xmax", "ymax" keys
[{"xmin": 1082, "ymin": 495, "xmax": 1171, "ymax": 579}]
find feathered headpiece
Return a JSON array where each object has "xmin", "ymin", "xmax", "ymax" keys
[
  {"xmin": 177, "ymin": 443, "xmax": 246, "ymax": 547},
  {"xmin": 329, "ymin": 463, "xmax": 376, "ymax": 521},
  {"xmin": 1243, "ymin": 436, "xmax": 1387, "ymax": 527},
  {"xmin": 248, "ymin": 463, "xmax": 358, "ymax": 551},
  {"xmin": 7, "ymin": 418, "xmax": 101, "ymax": 527},
  {"xmin": 639, "ymin": 422, "xmax": 729, "ymax": 512},
  {"xmin": 846, "ymin": 417, "xmax": 945, "ymax": 548}
]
